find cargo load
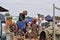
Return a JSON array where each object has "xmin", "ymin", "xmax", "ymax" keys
[{"xmin": 17, "ymin": 21, "xmax": 26, "ymax": 29}]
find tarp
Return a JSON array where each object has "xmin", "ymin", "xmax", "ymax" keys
[
  {"xmin": 45, "ymin": 15, "xmax": 53, "ymax": 21},
  {"xmin": 17, "ymin": 21, "xmax": 26, "ymax": 29},
  {"xmin": 0, "ymin": 14, "xmax": 5, "ymax": 23}
]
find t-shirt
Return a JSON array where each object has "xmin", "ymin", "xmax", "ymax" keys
[{"xmin": 19, "ymin": 13, "xmax": 25, "ymax": 21}]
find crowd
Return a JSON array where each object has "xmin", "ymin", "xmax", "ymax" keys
[
  {"xmin": 16, "ymin": 10, "xmax": 39, "ymax": 39},
  {"xmin": 5, "ymin": 10, "xmax": 48, "ymax": 40}
]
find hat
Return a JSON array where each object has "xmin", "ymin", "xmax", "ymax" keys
[{"xmin": 28, "ymin": 22, "xmax": 32, "ymax": 24}]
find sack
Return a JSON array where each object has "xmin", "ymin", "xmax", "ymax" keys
[{"xmin": 17, "ymin": 21, "xmax": 26, "ymax": 29}]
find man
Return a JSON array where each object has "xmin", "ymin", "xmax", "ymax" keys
[
  {"xmin": 18, "ymin": 10, "xmax": 28, "ymax": 33},
  {"xmin": 19, "ymin": 10, "xmax": 27, "ymax": 21}
]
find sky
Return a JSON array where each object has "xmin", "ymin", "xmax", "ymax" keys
[{"xmin": 0, "ymin": 0, "xmax": 60, "ymax": 17}]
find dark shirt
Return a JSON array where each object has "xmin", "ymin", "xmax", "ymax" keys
[{"xmin": 19, "ymin": 13, "xmax": 25, "ymax": 21}]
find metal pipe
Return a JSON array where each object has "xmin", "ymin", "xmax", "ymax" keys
[{"xmin": 53, "ymin": 4, "xmax": 56, "ymax": 40}]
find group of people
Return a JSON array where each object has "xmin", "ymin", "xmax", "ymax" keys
[
  {"xmin": 5, "ymin": 10, "xmax": 43, "ymax": 40},
  {"xmin": 17, "ymin": 10, "xmax": 39, "ymax": 39}
]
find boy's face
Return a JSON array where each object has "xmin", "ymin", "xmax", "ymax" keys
[{"xmin": 27, "ymin": 23, "xmax": 31, "ymax": 26}]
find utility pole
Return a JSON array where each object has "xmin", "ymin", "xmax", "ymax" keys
[
  {"xmin": 53, "ymin": 4, "xmax": 56, "ymax": 40},
  {"xmin": 53, "ymin": 4, "xmax": 60, "ymax": 40}
]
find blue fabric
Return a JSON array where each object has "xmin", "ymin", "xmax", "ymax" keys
[
  {"xmin": 45, "ymin": 15, "xmax": 52, "ymax": 21},
  {"xmin": 17, "ymin": 21, "xmax": 26, "ymax": 29},
  {"xmin": 26, "ymin": 18, "xmax": 32, "ymax": 22}
]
